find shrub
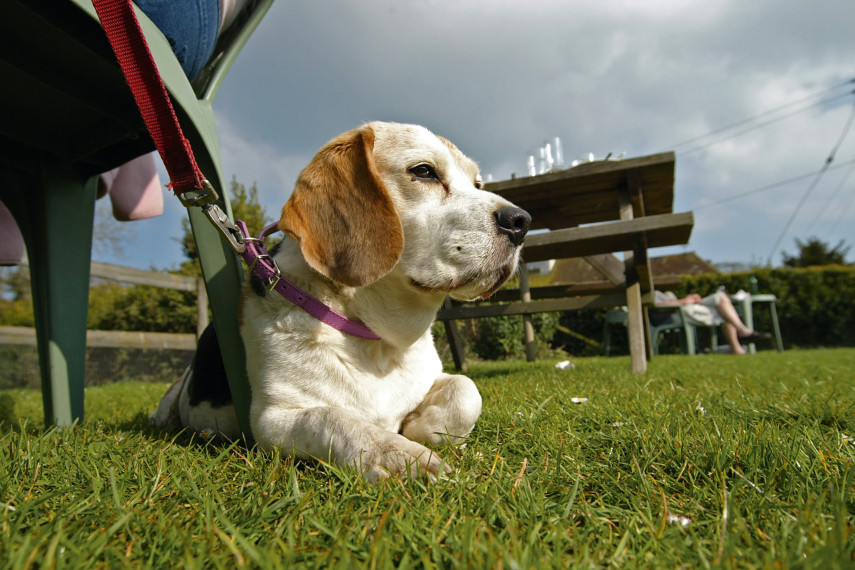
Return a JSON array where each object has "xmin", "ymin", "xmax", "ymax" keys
[
  {"xmin": 86, "ymin": 282, "xmax": 197, "ymax": 333},
  {"xmin": 470, "ymin": 311, "xmax": 561, "ymax": 360}
]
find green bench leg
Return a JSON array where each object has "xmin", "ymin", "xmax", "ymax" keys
[
  {"xmin": 187, "ymin": 206, "xmax": 253, "ymax": 439},
  {"xmin": 769, "ymin": 303, "xmax": 784, "ymax": 352},
  {"xmin": 1, "ymin": 169, "xmax": 95, "ymax": 426}
]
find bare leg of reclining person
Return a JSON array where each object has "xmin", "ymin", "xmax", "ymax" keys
[
  {"xmin": 655, "ymin": 290, "xmax": 769, "ymax": 355},
  {"xmin": 715, "ymin": 294, "xmax": 754, "ymax": 355}
]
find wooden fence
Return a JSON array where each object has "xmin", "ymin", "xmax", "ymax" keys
[{"xmin": 0, "ymin": 260, "xmax": 205, "ymax": 351}]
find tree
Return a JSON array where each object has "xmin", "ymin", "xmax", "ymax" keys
[
  {"xmin": 178, "ymin": 176, "xmax": 271, "ymax": 274},
  {"xmin": 782, "ymin": 237, "xmax": 851, "ymax": 268}
]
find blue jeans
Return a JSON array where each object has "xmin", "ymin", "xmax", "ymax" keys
[{"xmin": 135, "ymin": 0, "xmax": 220, "ymax": 80}]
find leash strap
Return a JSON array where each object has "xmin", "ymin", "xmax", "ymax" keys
[
  {"xmin": 238, "ymin": 222, "xmax": 381, "ymax": 340},
  {"xmin": 91, "ymin": 0, "xmax": 204, "ymax": 197}
]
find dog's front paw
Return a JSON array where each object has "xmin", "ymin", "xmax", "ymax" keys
[{"xmin": 359, "ymin": 435, "xmax": 450, "ymax": 484}]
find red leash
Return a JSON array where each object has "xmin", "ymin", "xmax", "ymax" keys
[{"xmin": 91, "ymin": 0, "xmax": 205, "ymax": 197}]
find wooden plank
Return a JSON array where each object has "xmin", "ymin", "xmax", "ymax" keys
[
  {"xmin": 517, "ymin": 173, "xmax": 677, "ymax": 229},
  {"xmin": 19, "ymin": 259, "xmax": 198, "ymax": 291},
  {"xmin": 504, "ymin": 171, "xmax": 675, "ymax": 211},
  {"xmin": 436, "ymin": 293, "xmax": 629, "ymax": 320},
  {"xmin": 492, "ymin": 274, "xmax": 681, "ymax": 303},
  {"xmin": 583, "ymin": 253, "xmax": 625, "ymax": 285},
  {"xmin": 490, "ymin": 281, "xmax": 625, "ymax": 302},
  {"xmin": 0, "ymin": 326, "xmax": 196, "ymax": 350},
  {"xmin": 90, "ymin": 261, "xmax": 197, "ymax": 291},
  {"xmin": 487, "ymin": 152, "xmax": 675, "ymax": 195},
  {"xmin": 521, "ymin": 212, "xmax": 694, "ymax": 262}
]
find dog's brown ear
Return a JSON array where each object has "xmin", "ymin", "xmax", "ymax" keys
[{"xmin": 279, "ymin": 126, "xmax": 404, "ymax": 287}]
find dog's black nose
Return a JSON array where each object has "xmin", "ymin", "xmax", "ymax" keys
[{"xmin": 494, "ymin": 206, "xmax": 531, "ymax": 247}]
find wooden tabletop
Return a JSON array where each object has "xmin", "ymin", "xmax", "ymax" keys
[{"xmin": 485, "ymin": 152, "xmax": 676, "ymax": 230}]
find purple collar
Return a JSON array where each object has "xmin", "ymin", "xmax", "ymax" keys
[{"xmin": 237, "ymin": 221, "xmax": 381, "ymax": 341}]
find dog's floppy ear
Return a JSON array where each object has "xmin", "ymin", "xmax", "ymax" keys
[{"xmin": 279, "ymin": 126, "xmax": 404, "ymax": 287}]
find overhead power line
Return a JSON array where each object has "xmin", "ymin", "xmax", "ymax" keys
[
  {"xmin": 804, "ymin": 159, "xmax": 855, "ymax": 235},
  {"xmin": 766, "ymin": 95, "xmax": 855, "ymax": 266},
  {"xmin": 678, "ymin": 91, "xmax": 854, "ymax": 156},
  {"xmin": 669, "ymin": 77, "xmax": 855, "ymax": 155},
  {"xmin": 691, "ymin": 156, "xmax": 855, "ymax": 211}
]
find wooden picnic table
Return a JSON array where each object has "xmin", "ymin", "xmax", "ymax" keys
[{"xmin": 438, "ymin": 151, "xmax": 694, "ymax": 374}]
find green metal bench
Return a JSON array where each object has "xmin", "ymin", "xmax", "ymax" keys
[{"xmin": 0, "ymin": 0, "xmax": 272, "ymax": 436}]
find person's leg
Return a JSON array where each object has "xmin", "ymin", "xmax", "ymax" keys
[
  {"xmin": 134, "ymin": 0, "xmax": 221, "ymax": 80},
  {"xmin": 715, "ymin": 294, "xmax": 753, "ymax": 337},
  {"xmin": 721, "ymin": 322, "xmax": 747, "ymax": 354}
]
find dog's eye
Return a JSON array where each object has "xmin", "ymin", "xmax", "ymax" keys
[
  {"xmin": 409, "ymin": 164, "xmax": 439, "ymax": 181},
  {"xmin": 474, "ymin": 179, "xmax": 483, "ymax": 189}
]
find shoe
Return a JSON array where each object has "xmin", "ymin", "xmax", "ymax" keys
[{"xmin": 739, "ymin": 331, "xmax": 772, "ymax": 343}]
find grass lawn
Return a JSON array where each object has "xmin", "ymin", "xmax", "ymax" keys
[{"xmin": 1, "ymin": 348, "xmax": 854, "ymax": 568}]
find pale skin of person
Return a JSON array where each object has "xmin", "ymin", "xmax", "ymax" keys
[{"xmin": 657, "ymin": 293, "xmax": 755, "ymax": 355}]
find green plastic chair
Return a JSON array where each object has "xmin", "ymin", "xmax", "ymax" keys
[
  {"xmin": 603, "ymin": 306, "xmax": 697, "ymax": 356},
  {"xmin": 647, "ymin": 305, "xmax": 697, "ymax": 356},
  {"xmin": 0, "ymin": 0, "xmax": 272, "ymax": 436}
]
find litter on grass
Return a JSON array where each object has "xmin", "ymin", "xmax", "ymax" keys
[{"xmin": 667, "ymin": 514, "xmax": 691, "ymax": 526}]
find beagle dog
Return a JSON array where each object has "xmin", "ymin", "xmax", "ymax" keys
[{"xmin": 151, "ymin": 122, "xmax": 531, "ymax": 482}]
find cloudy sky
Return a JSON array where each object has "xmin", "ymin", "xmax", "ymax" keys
[{"xmin": 96, "ymin": 0, "xmax": 855, "ymax": 271}]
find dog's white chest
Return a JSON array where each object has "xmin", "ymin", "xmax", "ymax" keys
[{"xmin": 248, "ymin": 323, "xmax": 443, "ymax": 432}]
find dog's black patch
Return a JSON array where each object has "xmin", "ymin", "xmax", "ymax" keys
[
  {"xmin": 249, "ymin": 273, "xmax": 267, "ymax": 297},
  {"xmin": 187, "ymin": 324, "xmax": 233, "ymax": 408}
]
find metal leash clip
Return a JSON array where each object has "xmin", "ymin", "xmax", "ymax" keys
[
  {"xmin": 177, "ymin": 180, "xmax": 246, "ymax": 254},
  {"xmin": 203, "ymin": 202, "xmax": 247, "ymax": 254},
  {"xmin": 177, "ymin": 179, "xmax": 219, "ymax": 208}
]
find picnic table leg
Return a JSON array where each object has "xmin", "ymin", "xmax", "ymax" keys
[
  {"xmin": 625, "ymin": 280, "xmax": 647, "ymax": 373},
  {"xmin": 441, "ymin": 298, "xmax": 467, "ymax": 372},
  {"xmin": 618, "ymin": 189, "xmax": 647, "ymax": 374},
  {"xmin": 519, "ymin": 263, "xmax": 536, "ymax": 362},
  {"xmin": 643, "ymin": 306, "xmax": 654, "ymax": 361},
  {"xmin": 0, "ymin": 169, "xmax": 95, "ymax": 426}
]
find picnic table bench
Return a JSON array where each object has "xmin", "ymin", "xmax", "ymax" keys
[{"xmin": 437, "ymin": 152, "xmax": 694, "ymax": 374}]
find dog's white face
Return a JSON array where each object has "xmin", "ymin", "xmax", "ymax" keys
[
  {"xmin": 279, "ymin": 121, "xmax": 529, "ymax": 302},
  {"xmin": 370, "ymin": 122, "xmax": 523, "ymax": 301}
]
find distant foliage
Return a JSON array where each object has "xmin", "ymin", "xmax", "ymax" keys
[
  {"xmin": 86, "ymin": 283, "xmax": 197, "ymax": 333},
  {"xmin": 470, "ymin": 312, "xmax": 562, "ymax": 360},
  {"xmin": 0, "ymin": 268, "xmax": 33, "ymax": 327},
  {"xmin": 782, "ymin": 237, "xmax": 850, "ymax": 268}
]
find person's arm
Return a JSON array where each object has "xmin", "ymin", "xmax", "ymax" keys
[{"xmin": 657, "ymin": 293, "xmax": 702, "ymax": 306}]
